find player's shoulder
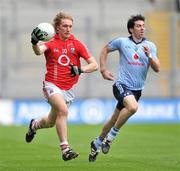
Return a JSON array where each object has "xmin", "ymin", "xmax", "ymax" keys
[
  {"xmin": 109, "ymin": 36, "xmax": 127, "ymax": 44},
  {"xmin": 44, "ymin": 35, "xmax": 58, "ymax": 45},
  {"xmin": 69, "ymin": 34, "xmax": 82, "ymax": 44},
  {"xmin": 69, "ymin": 34, "xmax": 79, "ymax": 41},
  {"xmin": 144, "ymin": 39, "xmax": 157, "ymax": 48},
  {"xmin": 71, "ymin": 35, "xmax": 87, "ymax": 47},
  {"xmin": 70, "ymin": 34, "xmax": 90, "ymax": 53}
]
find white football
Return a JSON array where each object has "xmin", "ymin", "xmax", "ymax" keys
[{"xmin": 37, "ymin": 22, "xmax": 55, "ymax": 41}]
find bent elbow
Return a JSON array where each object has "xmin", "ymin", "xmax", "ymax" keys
[
  {"xmin": 94, "ymin": 63, "xmax": 99, "ymax": 71},
  {"xmin": 154, "ymin": 66, "xmax": 160, "ymax": 73},
  {"xmin": 155, "ymin": 68, "xmax": 160, "ymax": 73},
  {"xmin": 91, "ymin": 62, "xmax": 99, "ymax": 71},
  {"xmin": 152, "ymin": 62, "xmax": 160, "ymax": 73},
  {"xmin": 34, "ymin": 51, "xmax": 42, "ymax": 55},
  {"xmin": 156, "ymin": 64, "xmax": 160, "ymax": 72}
]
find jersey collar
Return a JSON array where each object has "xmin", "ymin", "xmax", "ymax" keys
[
  {"xmin": 129, "ymin": 36, "xmax": 146, "ymax": 44},
  {"xmin": 54, "ymin": 34, "xmax": 75, "ymax": 41}
]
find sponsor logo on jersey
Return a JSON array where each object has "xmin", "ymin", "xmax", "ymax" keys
[
  {"xmin": 133, "ymin": 53, "xmax": 139, "ymax": 60},
  {"xmin": 128, "ymin": 61, "xmax": 144, "ymax": 66},
  {"xmin": 58, "ymin": 55, "xmax": 70, "ymax": 66},
  {"xmin": 128, "ymin": 53, "xmax": 144, "ymax": 66}
]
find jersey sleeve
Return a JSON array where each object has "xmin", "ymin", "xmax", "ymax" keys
[
  {"xmin": 108, "ymin": 38, "xmax": 122, "ymax": 52},
  {"xmin": 44, "ymin": 41, "xmax": 52, "ymax": 49},
  {"xmin": 43, "ymin": 41, "xmax": 53, "ymax": 56},
  {"xmin": 76, "ymin": 41, "xmax": 91, "ymax": 60},
  {"xmin": 149, "ymin": 42, "xmax": 157, "ymax": 59}
]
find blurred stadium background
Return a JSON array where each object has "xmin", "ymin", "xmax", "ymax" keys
[{"xmin": 0, "ymin": 0, "xmax": 180, "ymax": 124}]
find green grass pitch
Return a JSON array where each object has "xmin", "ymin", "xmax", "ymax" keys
[{"xmin": 0, "ymin": 124, "xmax": 180, "ymax": 171}]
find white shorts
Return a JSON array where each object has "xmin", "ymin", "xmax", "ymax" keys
[{"xmin": 43, "ymin": 81, "xmax": 75, "ymax": 107}]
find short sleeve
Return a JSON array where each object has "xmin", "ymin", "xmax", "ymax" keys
[
  {"xmin": 108, "ymin": 38, "xmax": 122, "ymax": 52},
  {"xmin": 76, "ymin": 41, "xmax": 91, "ymax": 60},
  {"xmin": 44, "ymin": 41, "xmax": 52, "ymax": 49},
  {"xmin": 149, "ymin": 42, "xmax": 157, "ymax": 59}
]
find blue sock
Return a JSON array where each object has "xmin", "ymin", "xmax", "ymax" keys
[
  {"xmin": 107, "ymin": 127, "xmax": 120, "ymax": 142},
  {"xmin": 94, "ymin": 137, "xmax": 103, "ymax": 150}
]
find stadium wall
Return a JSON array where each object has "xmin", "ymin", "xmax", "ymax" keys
[
  {"xmin": 0, "ymin": 0, "xmax": 180, "ymax": 99},
  {"xmin": 0, "ymin": 98, "xmax": 180, "ymax": 125}
]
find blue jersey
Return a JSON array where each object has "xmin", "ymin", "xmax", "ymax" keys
[{"xmin": 108, "ymin": 37, "xmax": 157, "ymax": 90}]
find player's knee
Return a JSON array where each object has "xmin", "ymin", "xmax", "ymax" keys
[
  {"xmin": 55, "ymin": 106, "xmax": 68, "ymax": 116},
  {"xmin": 128, "ymin": 105, "xmax": 138, "ymax": 115},
  {"xmin": 61, "ymin": 111, "xmax": 68, "ymax": 117},
  {"xmin": 56, "ymin": 108, "xmax": 68, "ymax": 117}
]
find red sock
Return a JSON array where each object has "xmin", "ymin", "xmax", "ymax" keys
[
  {"xmin": 32, "ymin": 120, "xmax": 41, "ymax": 130},
  {"xmin": 60, "ymin": 141, "xmax": 69, "ymax": 153}
]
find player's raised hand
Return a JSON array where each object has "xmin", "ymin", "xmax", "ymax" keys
[
  {"xmin": 31, "ymin": 27, "xmax": 44, "ymax": 45},
  {"xmin": 101, "ymin": 70, "xmax": 114, "ymax": 81},
  {"xmin": 143, "ymin": 45, "xmax": 152, "ymax": 59}
]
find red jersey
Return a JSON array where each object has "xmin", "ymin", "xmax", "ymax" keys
[{"xmin": 44, "ymin": 34, "xmax": 91, "ymax": 90}]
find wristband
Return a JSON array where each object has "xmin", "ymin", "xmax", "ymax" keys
[
  {"xmin": 80, "ymin": 68, "xmax": 84, "ymax": 73},
  {"xmin": 148, "ymin": 53, "xmax": 153, "ymax": 59}
]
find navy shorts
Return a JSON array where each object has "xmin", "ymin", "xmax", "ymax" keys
[{"xmin": 113, "ymin": 83, "xmax": 142, "ymax": 110}]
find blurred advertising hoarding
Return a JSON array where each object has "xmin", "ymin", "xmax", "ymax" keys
[{"xmin": 0, "ymin": 98, "xmax": 180, "ymax": 125}]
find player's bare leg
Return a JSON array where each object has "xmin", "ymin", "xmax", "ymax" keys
[
  {"xmin": 25, "ymin": 107, "xmax": 56, "ymax": 143},
  {"xmin": 102, "ymin": 95, "xmax": 138, "ymax": 154},
  {"xmin": 49, "ymin": 94, "xmax": 78, "ymax": 161},
  {"xmin": 89, "ymin": 108, "xmax": 120, "ymax": 162},
  {"xmin": 100, "ymin": 108, "xmax": 121, "ymax": 139}
]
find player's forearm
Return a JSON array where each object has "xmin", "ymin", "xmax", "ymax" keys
[
  {"xmin": 82, "ymin": 58, "xmax": 98, "ymax": 73},
  {"xmin": 32, "ymin": 44, "xmax": 42, "ymax": 55},
  {"xmin": 149, "ymin": 58, "xmax": 160, "ymax": 72},
  {"xmin": 82, "ymin": 63, "xmax": 98, "ymax": 73},
  {"xmin": 32, "ymin": 44, "xmax": 46, "ymax": 55},
  {"xmin": 100, "ymin": 45, "xmax": 109, "ymax": 73}
]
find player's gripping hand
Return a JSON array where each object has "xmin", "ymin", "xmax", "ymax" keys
[
  {"xmin": 31, "ymin": 27, "xmax": 44, "ymax": 45},
  {"xmin": 70, "ymin": 64, "xmax": 83, "ymax": 77},
  {"xmin": 101, "ymin": 69, "xmax": 114, "ymax": 81}
]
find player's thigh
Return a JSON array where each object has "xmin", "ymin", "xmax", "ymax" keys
[
  {"xmin": 123, "ymin": 95, "xmax": 138, "ymax": 113},
  {"xmin": 48, "ymin": 93, "xmax": 68, "ymax": 114}
]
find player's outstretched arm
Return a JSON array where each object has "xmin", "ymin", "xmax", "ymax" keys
[{"xmin": 81, "ymin": 57, "xmax": 98, "ymax": 73}]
